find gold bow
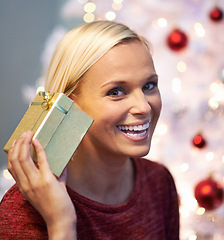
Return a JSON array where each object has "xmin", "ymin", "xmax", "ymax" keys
[{"xmin": 39, "ymin": 91, "xmax": 54, "ymax": 110}]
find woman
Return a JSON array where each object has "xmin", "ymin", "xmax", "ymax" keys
[{"xmin": 0, "ymin": 21, "xmax": 179, "ymax": 239}]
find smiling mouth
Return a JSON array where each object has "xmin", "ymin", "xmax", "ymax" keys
[{"xmin": 117, "ymin": 122, "xmax": 150, "ymax": 138}]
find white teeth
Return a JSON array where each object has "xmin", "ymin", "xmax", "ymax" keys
[
  {"xmin": 127, "ymin": 130, "xmax": 147, "ymax": 137},
  {"xmin": 118, "ymin": 122, "xmax": 150, "ymax": 132}
]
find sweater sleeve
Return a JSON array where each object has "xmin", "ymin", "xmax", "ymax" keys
[{"xmin": 0, "ymin": 184, "xmax": 48, "ymax": 240}]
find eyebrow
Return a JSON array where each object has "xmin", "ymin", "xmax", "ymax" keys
[{"xmin": 101, "ymin": 74, "xmax": 159, "ymax": 88}]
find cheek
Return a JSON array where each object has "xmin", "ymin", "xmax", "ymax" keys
[
  {"xmin": 148, "ymin": 94, "xmax": 162, "ymax": 123},
  {"xmin": 151, "ymin": 93, "xmax": 162, "ymax": 112},
  {"xmin": 155, "ymin": 97, "xmax": 162, "ymax": 115},
  {"xmin": 92, "ymin": 100, "xmax": 127, "ymax": 120}
]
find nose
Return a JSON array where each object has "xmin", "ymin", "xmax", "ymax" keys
[{"xmin": 129, "ymin": 90, "xmax": 151, "ymax": 116}]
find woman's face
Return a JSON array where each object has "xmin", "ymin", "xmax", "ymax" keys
[{"xmin": 72, "ymin": 40, "xmax": 161, "ymax": 159}]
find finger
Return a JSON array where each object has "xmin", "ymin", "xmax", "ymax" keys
[
  {"xmin": 8, "ymin": 134, "xmax": 31, "ymax": 191},
  {"xmin": 7, "ymin": 140, "xmax": 17, "ymax": 174},
  {"xmin": 10, "ymin": 132, "xmax": 27, "ymax": 160},
  {"xmin": 32, "ymin": 138, "xmax": 52, "ymax": 176},
  {"xmin": 9, "ymin": 133, "xmax": 27, "ymax": 177},
  {"xmin": 19, "ymin": 131, "xmax": 39, "ymax": 179},
  {"xmin": 58, "ymin": 166, "xmax": 67, "ymax": 184},
  {"xmin": 7, "ymin": 160, "xmax": 20, "ymax": 186}
]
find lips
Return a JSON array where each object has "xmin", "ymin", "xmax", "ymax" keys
[{"xmin": 117, "ymin": 122, "xmax": 150, "ymax": 138}]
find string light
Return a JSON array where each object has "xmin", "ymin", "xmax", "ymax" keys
[
  {"xmin": 189, "ymin": 234, "xmax": 198, "ymax": 240},
  {"xmin": 196, "ymin": 207, "xmax": 205, "ymax": 215},
  {"xmin": 194, "ymin": 22, "xmax": 205, "ymax": 37},
  {"xmin": 208, "ymin": 81, "xmax": 224, "ymax": 110},
  {"xmin": 105, "ymin": 11, "xmax": 116, "ymax": 21},
  {"xmin": 210, "ymin": 82, "xmax": 219, "ymax": 93},
  {"xmin": 205, "ymin": 152, "xmax": 214, "ymax": 162},
  {"xmin": 83, "ymin": 13, "xmax": 95, "ymax": 22},
  {"xmin": 180, "ymin": 163, "xmax": 189, "ymax": 172},
  {"xmin": 84, "ymin": 2, "xmax": 96, "ymax": 13},
  {"xmin": 83, "ymin": 1, "xmax": 96, "ymax": 23},
  {"xmin": 157, "ymin": 18, "xmax": 168, "ymax": 28},
  {"xmin": 208, "ymin": 97, "xmax": 219, "ymax": 110},
  {"xmin": 177, "ymin": 61, "xmax": 187, "ymax": 73},
  {"xmin": 152, "ymin": 18, "xmax": 168, "ymax": 29}
]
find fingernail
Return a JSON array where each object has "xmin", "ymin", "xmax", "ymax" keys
[
  {"xmin": 21, "ymin": 132, "xmax": 27, "ymax": 137},
  {"xmin": 11, "ymin": 140, "xmax": 16, "ymax": 148}
]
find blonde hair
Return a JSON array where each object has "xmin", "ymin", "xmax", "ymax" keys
[{"xmin": 45, "ymin": 20, "xmax": 150, "ymax": 96}]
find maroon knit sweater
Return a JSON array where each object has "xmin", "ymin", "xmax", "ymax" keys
[{"xmin": 0, "ymin": 158, "xmax": 179, "ymax": 240}]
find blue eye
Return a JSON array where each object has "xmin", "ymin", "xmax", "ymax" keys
[
  {"xmin": 142, "ymin": 82, "xmax": 157, "ymax": 91},
  {"xmin": 106, "ymin": 87, "xmax": 125, "ymax": 97}
]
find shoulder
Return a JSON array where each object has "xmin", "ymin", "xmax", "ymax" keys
[
  {"xmin": 134, "ymin": 157, "xmax": 179, "ymax": 214},
  {"xmin": 134, "ymin": 157, "xmax": 177, "ymax": 194},
  {"xmin": 0, "ymin": 184, "xmax": 47, "ymax": 239},
  {"xmin": 0, "ymin": 184, "xmax": 25, "ymax": 212},
  {"xmin": 134, "ymin": 157, "xmax": 173, "ymax": 179},
  {"xmin": 0, "ymin": 184, "xmax": 31, "ymax": 212},
  {"xmin": 1, "ymin": 183, "xmax": 23, "ymax": 202}
]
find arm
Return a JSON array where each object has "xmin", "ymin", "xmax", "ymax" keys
[{"xmin": 7, "ymin": 131, "xmax": 77, "ymax": 240}]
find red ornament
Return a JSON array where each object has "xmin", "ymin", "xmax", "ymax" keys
[
  {"xmin": 192, "ymin": 133, "xmax": 206, "ymax": 149},
  {"xmin": 209, "ymin": 7, "xmax": 223, "ymax": 22},
  {"xmin": 194, "ymin": 177, "xmax": 224, "ymax": 210},
  {"xmin": 166, "ymin": 29, "xmax": 188, "ymax": 51}
]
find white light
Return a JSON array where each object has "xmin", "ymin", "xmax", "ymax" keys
[
  {"xmin": 157, "ymin": 18, "xmax": 168, "ymax": 28},
  {"xmin": 84, "ymin": 2, "xmax": 96, "ymax": 13},
  {"xmin": 172, "ymin": 77, "xmax": 182, "ymax": 93},
  {"xmin": 83, "ymin": 12, "xmax": 95, "ymax": 22},
  {"xmin": 105, "ymin": 11, "xmax": 116, "ymax": 21},
  {"xmin": 177, "ymin": 61, "xmax": 187, "ymax": 73},
  {"xmin": 3, "ymin": 169, "xmax": 13, "ymax": 180},
  {"xmin": 194, "ymin": 22, "xmax": 205, "ymax": 37},
  {"xmin": 210, "ymin": 82, "xmax": 219, "ymax": 93},
  {"xmin": 196, "ymin": 207, "xmax": 205, "ymax": 215},
  {"xmin": 180, "ymin": 163, "xmax": 189, "ymax": 172},
  {"xmin": 189, "ymin": 235, "xmax": 197, "ymax": 240},
  {"xmin": 211, "ymin": 83, "xmax": 224, "ymax": 101},
  {"xmin": 222, "ymin": 155, "xmax": 224, "ymax": 163},
  {"xmin": 205, "ymin": 152, "xmax": 214, "ymax": 162},
  {"xmin": 208, "ymin": 97, "xmax": 219, "ymax": 110}
]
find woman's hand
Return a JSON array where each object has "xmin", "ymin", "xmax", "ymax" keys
[{"xmin": 8, "ymin": 131, "xmax": 77, "ymax": 240}]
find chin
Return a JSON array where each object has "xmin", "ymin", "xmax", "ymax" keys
[{"xmin": 129, "ymin": 146, "xmax": 151, "ymax": 158}]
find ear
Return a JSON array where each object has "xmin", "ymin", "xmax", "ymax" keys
[
  {"xmin": 68, "ymin": 92, "xmax": 77, "ymax": 101},
  {"xmin": 69, "ymin": 93, "xmax": 81, "ymax": 108}
]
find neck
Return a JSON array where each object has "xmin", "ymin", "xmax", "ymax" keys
[{"xmin": 66, "ymin": 147, "xmax": 135, "ymax": 205}]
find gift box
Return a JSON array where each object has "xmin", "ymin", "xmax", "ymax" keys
[{"xmin": 4, "ymin": 92, "xmax": 94, "ymax": 176}]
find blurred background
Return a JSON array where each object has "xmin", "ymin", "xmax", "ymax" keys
[{"xmin": 1, "ymin": 0, "xmax": 224, "ymax": 239}]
